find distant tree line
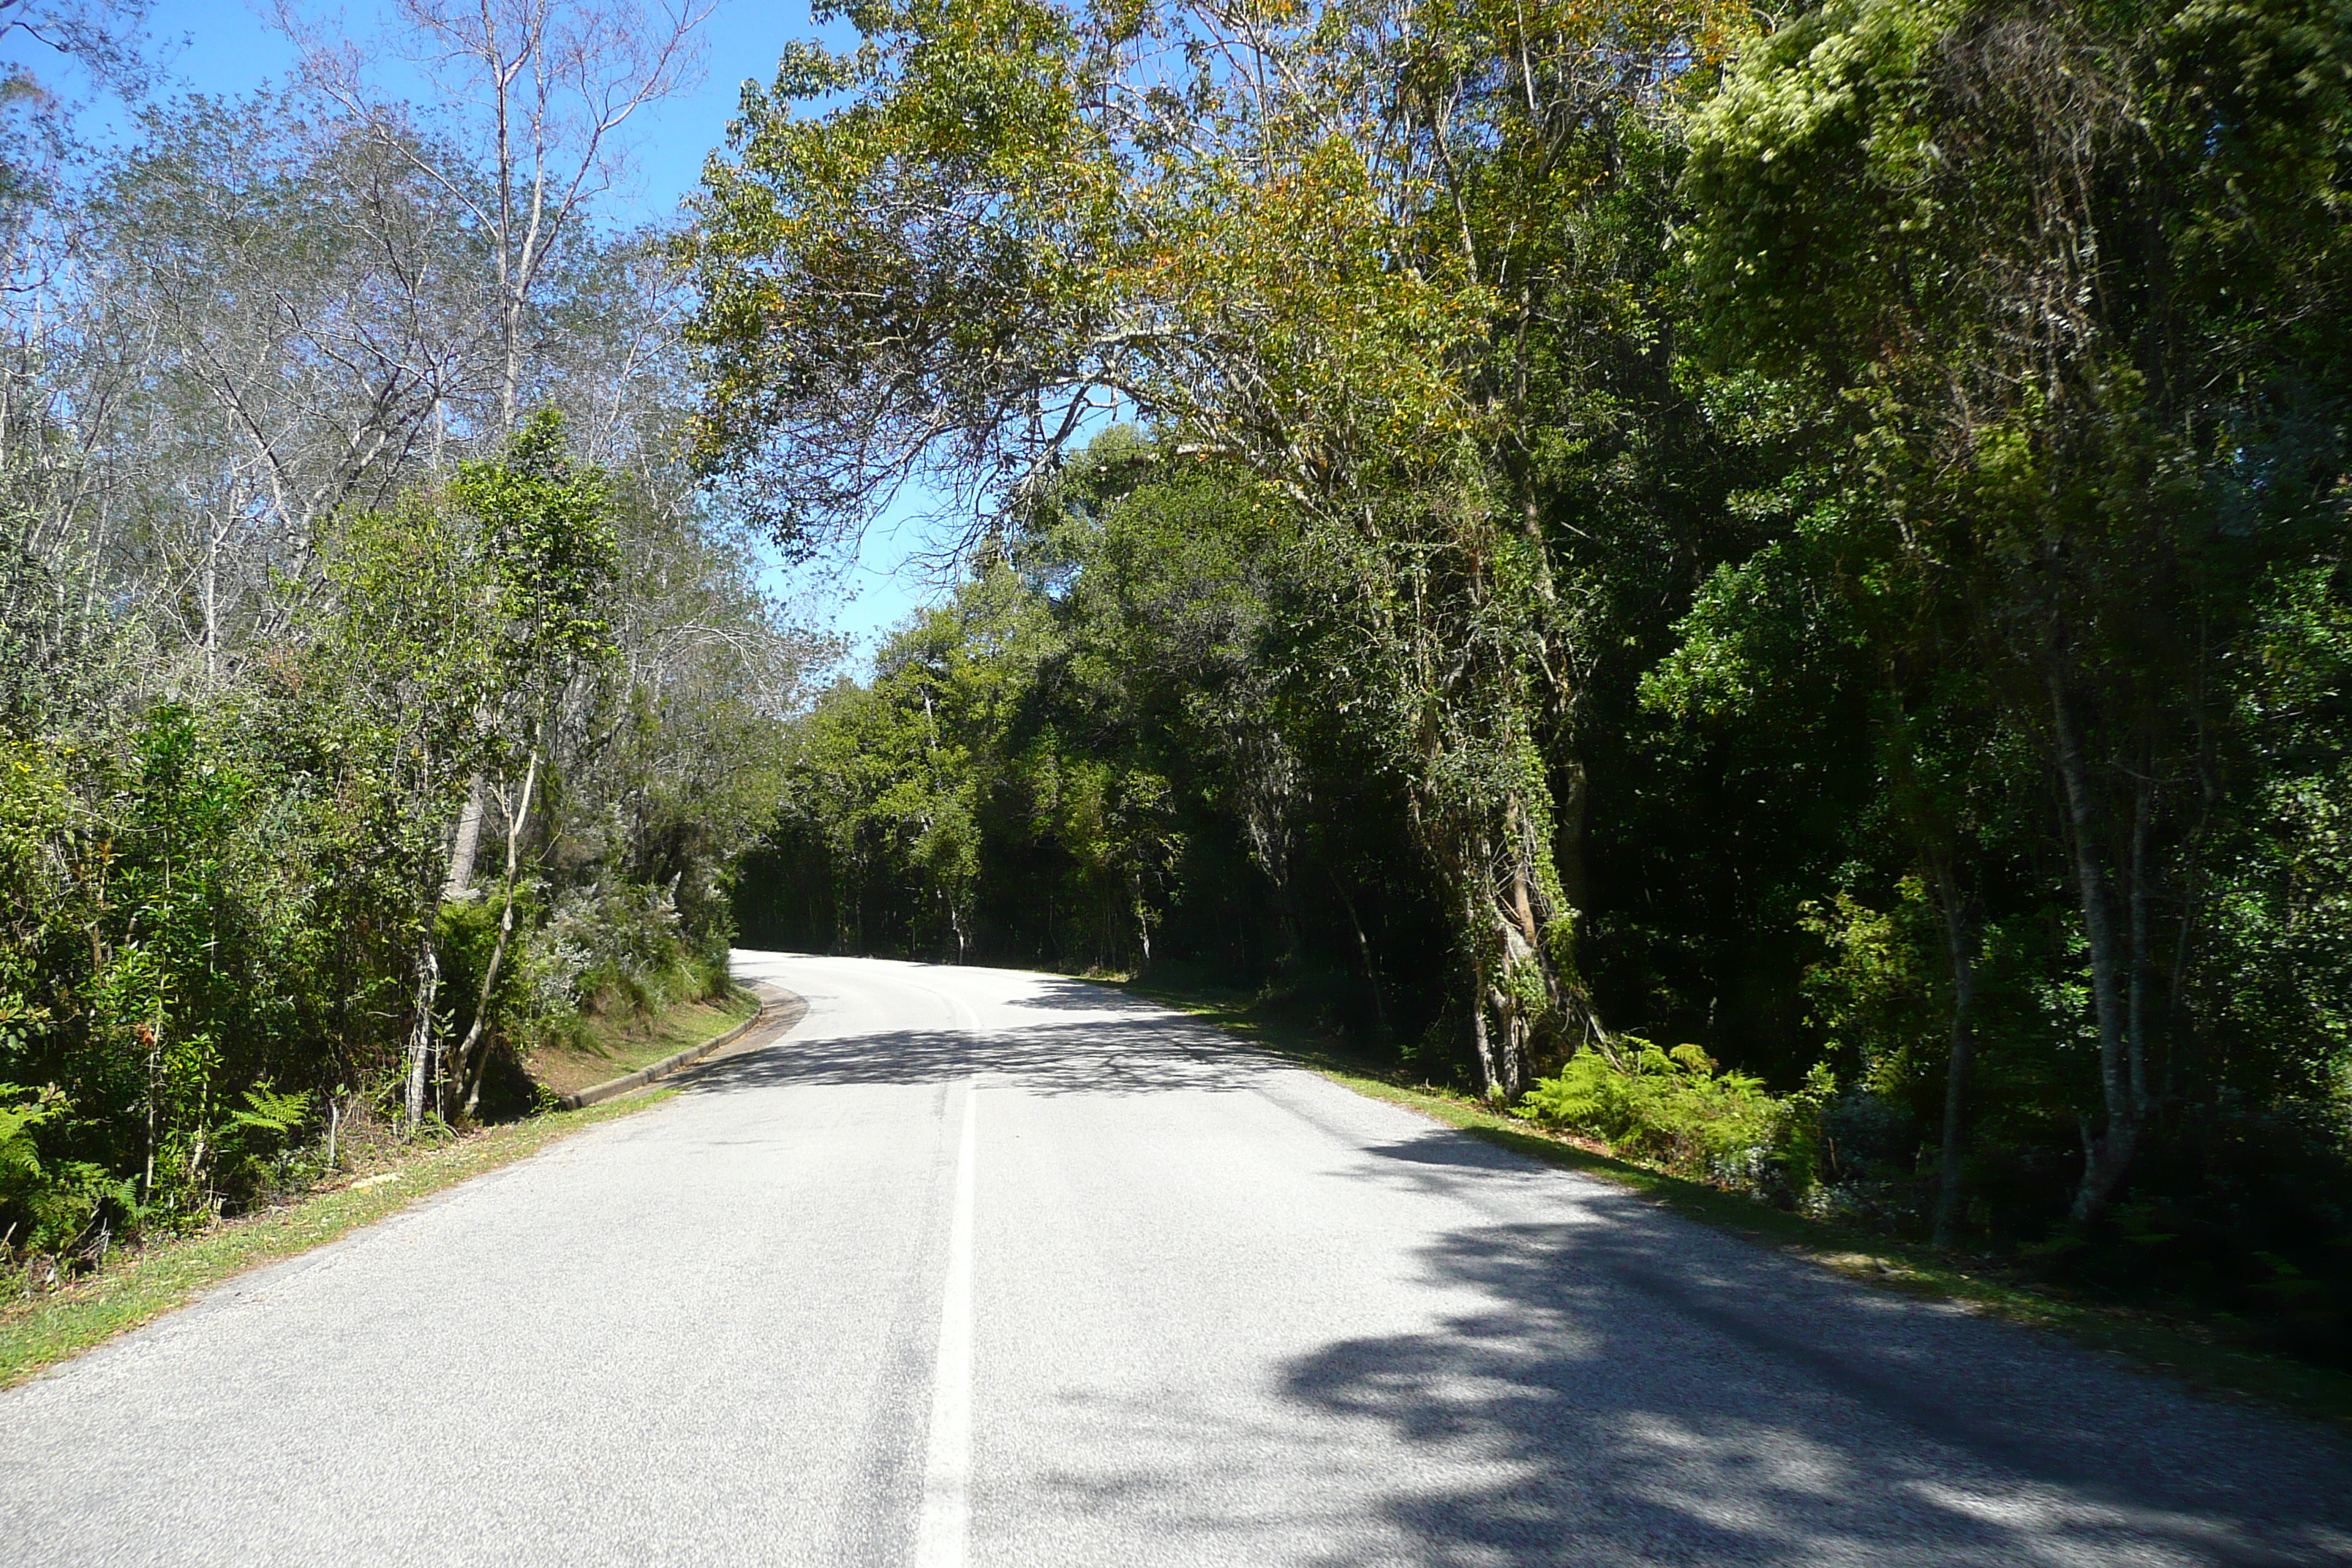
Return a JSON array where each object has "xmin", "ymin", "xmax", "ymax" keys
[{"xmin": 701, "ymin": 0, "xmax": 2352, "ymax": 1359}]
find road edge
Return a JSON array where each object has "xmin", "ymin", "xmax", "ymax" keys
[
  {"xmin": 1120, "ymin": 976, "xmax": 2352, "ymax": 1434},
  {"xmin": 554, "ymin": 984, "xmax": 809, "ymax": 1109},
  {"xmin": 0, "ymin": 989, "xmax": 807, "ymax": 1390}
]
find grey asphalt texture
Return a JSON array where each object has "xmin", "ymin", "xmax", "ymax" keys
[{"xmin": 4, "ymin": 951, "xmax": 2350, "ymax": 1566}]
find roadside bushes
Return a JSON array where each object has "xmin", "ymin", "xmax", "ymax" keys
[
  {"xmin": 2052, "ymin": 1101, "xmax": 2352, "ymax": 1364},
  {"xmin": 0, "ymin": 447, "xmax": 791, "ymax": 1280},
  {"xmin": 0, "ymin": 678, "xmax": 758, "ymax": 1275},
  {"xmin": 0, "ymin": 1085, "xmax": 129, "ymax": 1265},
  {"xmin": 1520, "ymin": 1047, "xmax": 2352, "ymax": 1363},
  {"xmin": 1520, "ymin": 1042, "xmax": 1841, "ymax": 1203},
  {"xmin": 533, "ymin": 881, "xmax": 732, "ymax": 1022},
  {"xmin": 0, "ymin": 701, "xmax": 366, "ymax": 1237}
]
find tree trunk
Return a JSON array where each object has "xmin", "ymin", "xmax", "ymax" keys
[
  {"xmin": 1469, "ymin": 965, "xmax": 1502, "ymax": 1100},
  {"xmin": 1555, "ymin": 758, "xmax": 1588, "ymax": 916},
  {"xmin": 200, "ymin": 523, "xmax": 220, "ymax": 685},
  {"xmin": 404, "ymin": 939, "xmax": 440, "ymax": 1132},
  {"xmin": 442, "ymin": 776, "xmax": 487, "ymax": 900},
  {"xmin": 1490, "ymin": 977, "xmax": 1529, "ymax": 1101},
  {"xmin": 2051, "ymin": 677, "xmax": 2137, "ymax": 1224},
  {"xmin": 141, "ymin": 1016, "xmax": 161, "ymax": 1205},
  {"xmin": 457, "ymin": 750, "xmax": 540, "ymax": 1118},
  {"xmin": 2127, "ymin": 754, "xmax": 2153, "ymax": 1114},
  {"xmin": 1930, "ymin": 860, "xmax": 1978, "ymax": 1248},
  {"xmin": 1330, "ymin": 870, "xmax": 1391, "ymax": 1045},
  {"xmin": 1464, "ymin": 886, "xmax": 1542, "ymax": 1102},
  {"xmin": 1421, "ymin": 740, "xmax": 1596, "ymax": 1102}
]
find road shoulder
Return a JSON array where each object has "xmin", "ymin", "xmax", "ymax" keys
[
  {"xmin": 1123, "ymin": 976, "xmax": 2352, "ymax": 1434},
  {"xmin": 0, "ymin": 990, "xmax": 809, "ymax": 1389}
]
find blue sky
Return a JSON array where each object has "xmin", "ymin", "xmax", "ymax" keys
[{"xmin": 4, "ymin": 0, "xmax": 954, "ymax": 671}]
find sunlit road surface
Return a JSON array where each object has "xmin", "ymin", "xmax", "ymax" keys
[{"xmin": 4, "ymin": 951, "xmax": 2349, "ymax": 1567}]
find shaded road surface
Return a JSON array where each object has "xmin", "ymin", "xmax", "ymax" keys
[{"xmin": 5, "ymin": 954, "xmax": 2349, "ymax": 1566}]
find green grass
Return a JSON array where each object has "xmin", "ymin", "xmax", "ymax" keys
[
  {"xmin": 1123, "ymin": 976, "xmax": 2352, "ymax": 1433},
  {"xmin": 524, "ymin": 987, "xmax": 758, "ymax": 1098}
]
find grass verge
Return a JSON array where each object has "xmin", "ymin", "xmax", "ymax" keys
[
  {"xmin": 524, "ymin": 988, "xmax": 758, "ymax": 1099},
  {"xmin": 1124, "ymin": 977, "xmax": 2352, "ymax": 1433},
  {"xmin": 0, "ymin": 1093, "xmax": 674, "ymax": 1390}
]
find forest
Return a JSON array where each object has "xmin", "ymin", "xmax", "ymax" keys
[
  {"xmin": 704, "ymin": 0, "xmax": 2352, "ymax": 1359},
  {"xmin": 1, "ymin": 4, "xmax": 813, "ymax": 1264},
  {"xmin": 2, "ymin": 0, "xmax": 2349, "ymax": 1368}
]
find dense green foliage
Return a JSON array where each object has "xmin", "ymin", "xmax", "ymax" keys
[
  {"xmin": 0, "ymin": 60, "xmax": 808, "ymax": 1270},
  {"xmin": 704, "ymin": 0, "xmax": 2352, "ymax": 1357}
]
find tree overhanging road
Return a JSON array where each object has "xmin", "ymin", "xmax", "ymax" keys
[{"xmin": 3, "ymin": 952, "xmax": 2348, "ymax": 1566}]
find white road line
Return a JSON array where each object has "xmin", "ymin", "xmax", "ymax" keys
[{"xmin": 913, "ymin": 1076, "xmax": 979, "ymax": 1568}]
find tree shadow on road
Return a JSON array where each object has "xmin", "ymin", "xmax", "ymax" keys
[
  {"xmin": 996, "ymin": 975, "xmax": 1177, "ymax": 1014},
  {"xmin": 686, "ymin": 979, "xmax": 2352, "ymax": 1564},
  {"xmin": 1281, "ymin": 1137, "xmax": 2352, "ymax": 1567},
  {"xmin": 682, "ymin": 1018, "xmax": 1283, "ymax": 1099}
]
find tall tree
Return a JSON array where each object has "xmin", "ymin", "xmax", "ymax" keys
[
  {"xmin": 686, "ymin": 0, "xmax": 1732, "ymax": 1096},
  {"xmin": 1683, "ymin": 0, "xmax": 2352, "ymax": 1220},
  {"xmin": 279, "ymin": 0, "xmax": 712, "ymax": 905}
]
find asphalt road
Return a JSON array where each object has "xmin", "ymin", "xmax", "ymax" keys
[{"xmin": 4, "ymin": 952, "xmax": 2350, "ymax": 1567}]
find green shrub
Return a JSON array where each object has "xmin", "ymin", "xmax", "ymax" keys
[
  {"xmin": 543, "ymin": 880, "xmax": 716, "ymax": 1019},
  {"xmin": 212, "ymin": 1083, "xmax": 314, "ymax": 1205},
  {"xmin": 1520, "ymin": 1041, "xmax": 1838, "ymax": 1202},
  {"xmin": 0, "ymin": 1084, "xmax": 135, "ymax": 1259}
]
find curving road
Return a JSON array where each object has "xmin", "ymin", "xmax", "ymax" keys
[{"xmin": 4, "ymin": 952, "xmax": 2349, "ymax": 1566}]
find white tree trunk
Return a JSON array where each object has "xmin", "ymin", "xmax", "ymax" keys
[{"xmin": 442, "ymin": 776, "xmax": 486, "ymax": 900}]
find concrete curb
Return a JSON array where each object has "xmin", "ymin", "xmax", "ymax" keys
[{"xmin": 555, "ymin": 983, "xmax": 807, "ymax": 1110}]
